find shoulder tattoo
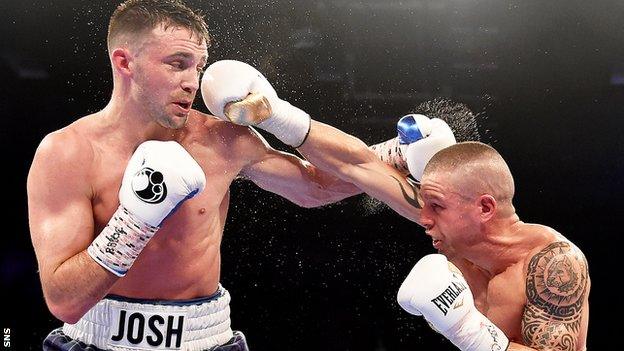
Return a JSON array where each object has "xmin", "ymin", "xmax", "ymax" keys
[{"xmin": 523, "ymin": 241, "xmax": 589, "ymax": 350}]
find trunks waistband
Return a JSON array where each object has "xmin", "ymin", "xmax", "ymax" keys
[{"xmin": 62, "ymin": 285, "xmax": 233, "ymax": 351}]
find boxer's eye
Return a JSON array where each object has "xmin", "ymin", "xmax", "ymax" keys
[
  {"xmin": 430, "ymin": 203, "xmax": 442, "ymax": 212},
  {"xmin": 170, "ymin": 61, "xmax": 186, "ymax": 70}
]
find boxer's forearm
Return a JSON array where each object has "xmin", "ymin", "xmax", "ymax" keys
[
  {"xmin": 42, "ymin": 250, "xmax": 118, "ymax": 324},
  {"xmin": 298, "ymin": 120, "xmax": 378, "ymax": 175},
  {"xmin": 299, "ymin": 120, "xmax": 423, "ymax": 224}
]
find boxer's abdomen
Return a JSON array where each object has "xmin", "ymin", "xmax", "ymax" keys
[{"xmin": 107, "ymin": 205, "xmax": 226, "ymax": 299}]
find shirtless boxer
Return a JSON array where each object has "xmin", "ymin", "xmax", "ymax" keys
[
  {"xmin": 202, "ymin": 61, "xmax": 590, "ymax": 350},
  {"xmin": 27, "ymin": 0, "xmax": 456, "ymax": 349},
  {"xmin": 26, "ymin": 1, "xmax": 373, "ymax": 350},
  {"xmin": 396, "ymin": 142, "xmax": 590, "ymax": 351}
]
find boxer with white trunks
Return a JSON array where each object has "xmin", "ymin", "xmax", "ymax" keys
[
  {"xmin": 27, "ymin": 1, "xmax": 377, "ymax": 350},
  {"xmin": 28, "ymin": 1, "xmax": 457, "ymax": 350}
]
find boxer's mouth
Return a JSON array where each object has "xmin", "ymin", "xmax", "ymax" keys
[{"xmin": 174, "ymin": 101, "xmax": 192, "ymax": 110}]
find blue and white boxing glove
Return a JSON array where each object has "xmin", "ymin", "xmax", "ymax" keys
[
  {"xmin": 87, "ymin": 141, "xmax": 206, "ymax": 276},
  {"xmin": 397, "ymin": 254, "xmax": 509, "ymax": 351},
  {"xmin": 402, "ymin": 114, "xmax": 456, "ymax": 181},
  {"xmin": 201, "ymin": 60, "xmax": 311, "ymax": 148},
  {"xmin": 370, "ymin": 114, "xmax": 456, "ymax": 181}
]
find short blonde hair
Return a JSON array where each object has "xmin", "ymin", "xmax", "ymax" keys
[{"xmin": 425, "ymin": 141, "xmax": 515, "ymax": 202}]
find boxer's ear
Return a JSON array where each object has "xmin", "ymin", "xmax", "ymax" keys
[
  {"xmin": 477, "ymin": 194, "xmax": 496, "ymax": 222},
  {"xmin": 111, "ymin": 48, "xmax": 132, "ymax": 77}
]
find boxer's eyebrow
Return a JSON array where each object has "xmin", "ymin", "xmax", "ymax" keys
[
  {"xmin": 165, "ymin": 52, "xmax": 208, "ymax": 71},
  {"xmin": 166, "ymin": 52, "xmax": 192, "ymax": 60},
  {"xmin": 166, "ymin": 52, "xmax": 207, "ymax": 63},
  {"xmin": 423, "ymin": 193, "xmax": 443, "ymax": 201}
]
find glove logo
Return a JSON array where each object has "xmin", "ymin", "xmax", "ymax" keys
[
  {"xmin": 131, "ymin": 167, "xmax": 167, "ymax": 204},
  {"xmin": 453, "ymin": 297, "xmax": 464, "ymax": 310},
  {"xmin": 430, "ymin": 280, "xmax": 468, "ymax": 315}
]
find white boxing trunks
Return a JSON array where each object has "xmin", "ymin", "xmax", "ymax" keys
[{"xmin": 58, "ymin": 285, "xmax": 234, "ymax": 351}]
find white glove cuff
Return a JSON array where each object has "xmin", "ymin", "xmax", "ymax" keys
[
  {"xmin": 87, "ymin": 205, "xmax": 159, "ymax": 277},
  {"xmin": 447, "ymin": 309, "xmax": 509, "ymax": 351},
  {"xmin": 258, "ymin": 98, "xmax": 311, "ymax": 148},
  {"xmin": 369, "ymin": 137, "xmax": 410, "ymax": 174}
]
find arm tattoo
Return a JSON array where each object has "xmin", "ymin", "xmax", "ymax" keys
[
  {"xmin": 523, "ymin": 242, "xmax": 589, "ymax": 350},
  {"xmin": 390, "ymin": 175, "xmax": 421, "ymax": 209}
]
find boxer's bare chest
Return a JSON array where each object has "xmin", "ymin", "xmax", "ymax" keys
[
  {"xmin": 466, "ymin": 262, "xmax": 527, "ymax": 343},
  {"xmin": 88, "ymin": 126, "xmax": 244, "ymax": 247}
]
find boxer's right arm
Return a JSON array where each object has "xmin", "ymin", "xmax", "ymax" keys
[
  {"xmin": 28, "ymin": 132, "xmax": 206, "ymax": 323},
  {"xmin": 28, "ymin": 130, "xmax": 116, "ymax": 323}
]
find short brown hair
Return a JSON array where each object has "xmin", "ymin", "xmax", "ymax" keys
[{"xmin": 107, "ymin": 0, "xmax": 210, "ymax": 50}]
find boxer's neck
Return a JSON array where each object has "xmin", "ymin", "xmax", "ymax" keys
[
  {"xmin": 99, "ymin": 100, "xmax": 182, "ymax": 151},
  {"xmin": 464, "ymin": 217, "xmax": 526, "ymax": 277}
]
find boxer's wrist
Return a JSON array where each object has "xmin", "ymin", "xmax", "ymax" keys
[
  {"xmin": 258, "ymin": 98, "xmax": 311, "ymax": 148},
  {"xmin": 369, "ymin": 137, "xmax": 410, "ymax": 175},
  {"xmin": 201, "ymin": 60, "xmax": 311, "ymax": 148},
  {"xmin": 445, "ymin": 309, "xmax": 509, "ymax": 351},
  {"xmin": 87, "ymin": 205, "xmax": 159, "ymax": 277},
  {"xmin": 369, "ymin": 114, "xmax": 434, "ymax": 177}
]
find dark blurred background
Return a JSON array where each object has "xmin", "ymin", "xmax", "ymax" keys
[{"xmin": 1, "ymin": 0, "xmax": 622, "ymax": 350}]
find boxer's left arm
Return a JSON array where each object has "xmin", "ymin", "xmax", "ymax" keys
[
  {"xmin": 297, "ymin": 120, "xmax": 423, "ymax": 224},
  {"xmin": 239, "ymin": 127, "xmax": 363, "ymax": 208},
  {"xmin": 232, "ymin": 117, "xmax": 423, "ymax": 223},
  {"xmin": 232, "ymin": 116, "xmax": 424, "ymax": 223},
  {"xmin": 202, "ymin": 60, "xmax": 423, "ymax": 223},
  {"xmin": 516, "ymin": 242, "xmax": 590, "ymax": 351},
  {"xmin": 397, "ymin": 254, "xmax": 510, "ymax": 351}
]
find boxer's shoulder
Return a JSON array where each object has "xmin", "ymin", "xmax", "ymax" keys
[
  {"xmin": 519, "ymin": 223, "xmax": 586, "ymax": 269},
  {"xmin": 189, "ymin": 109, "xmax": 272, "ymax": 159},
  {"xmin": 525, "ymin": 239, "xmax": 588, "ymax": 275},
  {"xmin": 29, "ymin": 117, "xmax": 96, "ymax": 199},
  {"xmin": 36, "ymin": 117, "xmax": 95, "ymax": 168},
  {"xmin": 520, "ymin": 225, "xmax": 589, "ymax": 304},
  {"xmin": 190, "ymin": 110, "xmax": 260, "ymax": 142},
  {"xmin": 519, "ymin": 228, "xmax": 589, "ymax": 350}
]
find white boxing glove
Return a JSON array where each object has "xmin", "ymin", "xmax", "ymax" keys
[
  {"xmin": 201, "ymin": 60, "xmax": 311, "ymax": 147},
  {"xmin": 404, "ymin": 117, "xmax": 456, "ymax": 181},
  {"xmin": 369, "ymin": 114, "xmax": 455, "ymax": 180},
  {"xmin": 397, "ymin": 254, "xmax": 509, "ymax": 351},
  {"xmin": 88, "ymin": 141, "xmax": 206, "ymax": 276},
  {"xmin": 118, "ymin": 140, "xmax": 206, "ymax": 226}
]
